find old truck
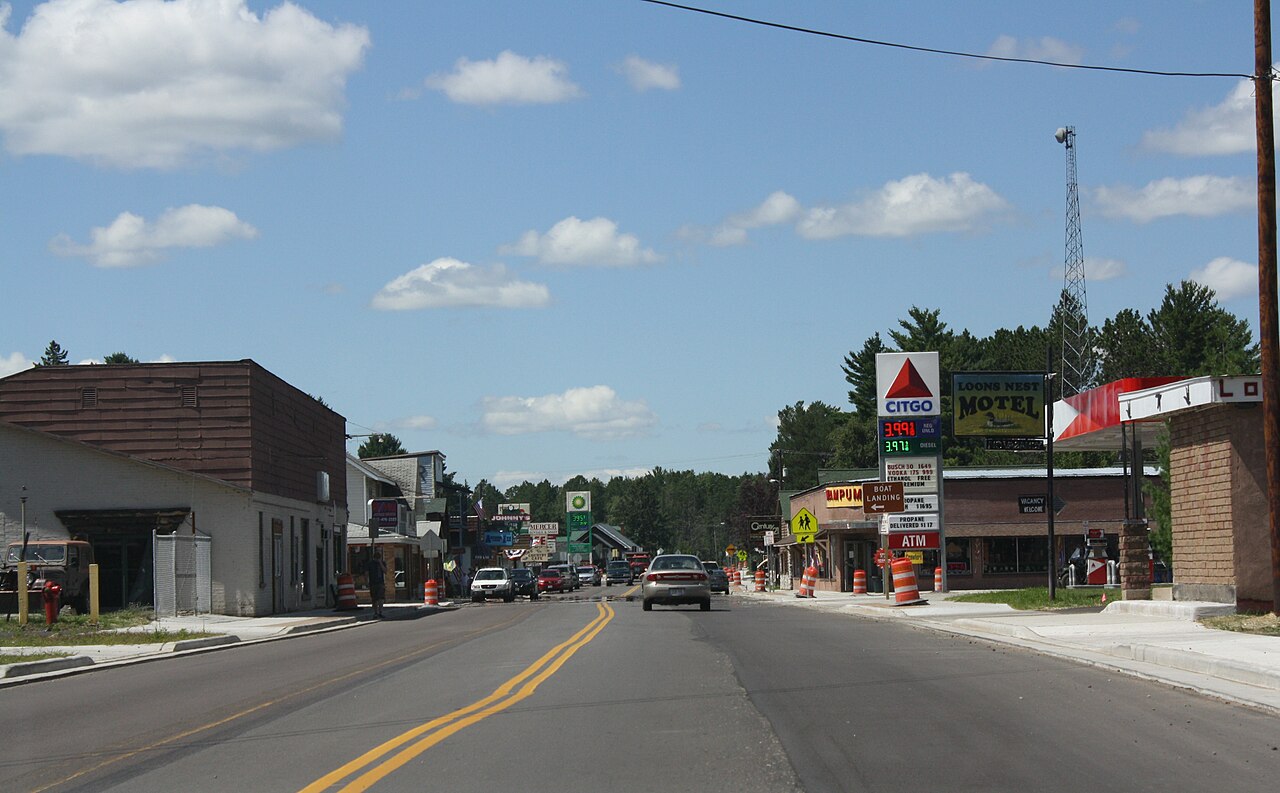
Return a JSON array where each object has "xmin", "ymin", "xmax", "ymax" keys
[{"xmin": 1, "ymin": 539, "xmax": 94, "ymax": 615}]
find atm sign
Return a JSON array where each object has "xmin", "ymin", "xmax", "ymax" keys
[{"xmin": 888, "ymin": 531, "xmax": 939, "ymax": 550}]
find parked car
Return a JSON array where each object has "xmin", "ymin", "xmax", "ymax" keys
[
  {"xmin": 577, "ymin": 564, "xmax": 601, "ymax": 586},
  {"xmin": 470, "ymin": 567, "xmax": 515, "ymax": 602},
  {"xmin": 509, "ymin": 568, "xmax": 539, "ymax": 600},
  {"xmin": 537, "ymin": 568, "xmax": 570, "ymax": 594},
  {"xmin": 641, "ymin": 554, "xmax": 711, "ymax": 612},
  {"xmin": 604, "ymin": 560, "xmax": 633, "ymax": 586},
  {"xmin": 702, "ymin": 561, "xmax": 730, "ymax": 594},
  {"xmin": 547, "ymin": 564, "xmax": 580, "ymax": 590}
]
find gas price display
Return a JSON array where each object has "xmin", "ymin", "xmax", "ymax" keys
[{"xmin": 879, "ymin": 418, "xmax": 941, "ymax": 456}]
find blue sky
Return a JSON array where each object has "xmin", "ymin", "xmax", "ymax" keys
[{"xmin": 0, "ymin": 1, "xmax": 1271, "ymax": 489}]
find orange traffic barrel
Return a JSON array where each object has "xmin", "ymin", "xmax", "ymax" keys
[
  {"xmin": 934, "ymin": 566, "xmax": 944, "ymax": 592},
  {"xmin": 335, "ymin": 573, "xmax": 358, "ymax": 611},
  {"xmin": 424, "ymin": 579, "xmax": 439, "ymax": 606},
  {"xmin": 852, "ymin": 569, "xmax": 866, "ymax": 595},
  {"xmin": 754, "ymin": 569, "xmax": 766, "ymax": 592},
  {"xmin": 891, "ymin": 557, "xmax": 924, "ymax": 605}
]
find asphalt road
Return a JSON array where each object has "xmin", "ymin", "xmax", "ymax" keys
[{"xmin": 2, "ymin": 591, "xmax": 1277, "ymax": 792}]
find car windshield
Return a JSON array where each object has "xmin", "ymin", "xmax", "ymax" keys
[
  {"xmin": 540, "ymin": 570, "xmax": 560, "ymax": 578},
  {"xmin": 511, "ymin": 570, "xmax": 532, "ymax": 580},
  {"xmin": 475, "ymin": 570, "xmax": 505, "ymax": 580},
  {"xmin": 702, "ymin": 562, "xmax": 720, "ymax": 571},
  {"xmin": 6, "ymin": 545, "xmax": 66, "ymax": 564},
  {"xmin": 652, "ymin": 556, "xmax": 701, "ymax": 571}
]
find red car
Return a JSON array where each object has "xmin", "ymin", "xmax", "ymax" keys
[{"xmin": 537, "ymin": 568, "xmax": 569, "ymax": 593}]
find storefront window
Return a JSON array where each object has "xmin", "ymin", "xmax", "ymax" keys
[
  {"xmin": 946, "ymin": 538, "xmax": 971, "ymax": 575},
  {"xmin": 983, "ymin": 536, "xmax": 1048, "ymax": 574},
  {"xmin": 350, "ymin": 545, "xmax": 372, "ymax": 589}
]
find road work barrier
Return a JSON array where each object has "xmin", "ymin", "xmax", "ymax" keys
[
  {"xmin": 934, "ymin": 567, "xmax": 944, "ymax": 592},
  {"xmin": 335, "ymin": 573, "xmax": 358, "ymax": 611},
  {"xmin": 424, "ymin": 579, "xmax": 439, "ymax": 606},
  {"xmin": 797, "ymin": 565, "xmax": 817, "ymax": 598},
  {"xmin": 754, "ymin": 569, "xmax": 766, "ymax": 592},
  {"xmin": 891, "ymin": 558, "xmax": 925, "ymax": 606},
  {"xmin": 852, "ymin": 569, "xmax": 866, "ymax": 595}
]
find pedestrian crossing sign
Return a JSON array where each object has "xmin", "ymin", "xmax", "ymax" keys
[{"xmin": 790, "ymin": 508, "xmax": 818, "ymax": 543}]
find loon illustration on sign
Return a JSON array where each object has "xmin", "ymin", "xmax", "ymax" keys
[{"xmin": 876, "ymin": 352, "xmax": 940, "ymax": 417}]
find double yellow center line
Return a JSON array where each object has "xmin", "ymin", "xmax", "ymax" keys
[{"xmin": 301, "ymin": 600, "xmax": 615, "ymax": 792}]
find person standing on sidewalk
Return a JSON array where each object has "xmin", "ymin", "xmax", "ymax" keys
[{"xmin": 366, "ymin": 552, "xmax": 387, "ymax": 618}]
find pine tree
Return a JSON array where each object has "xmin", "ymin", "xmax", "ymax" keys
[{"xmin": 38, "ymin": 340, "xmax": 69, "ymax": 366}]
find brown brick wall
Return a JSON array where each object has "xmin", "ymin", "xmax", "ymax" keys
[{"xmin": 1169, "ymin": 409, "xmax": 1235, "ymax": 586}]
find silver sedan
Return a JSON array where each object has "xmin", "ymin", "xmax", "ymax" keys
[{"xmin": 641, "ymin": 554, "xmax": 711, "ymax": 611}]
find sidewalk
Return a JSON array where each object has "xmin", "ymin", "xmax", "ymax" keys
[
  {"xmin": 0, "ymin": 601, "xmax": 457, "ymax": 685},
  {"xmin": 740, "ymin": 586, "xmax": 1280, "ymax": 715}
]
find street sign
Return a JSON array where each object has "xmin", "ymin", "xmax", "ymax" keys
[
  {"xmin": 789, "ymin": 508, "xmax": 818, "ymax": 543},
  {"xmin": 736, "ymin": 550, "xmax": 748, "ymax": 561},
  {"xmin": 484, "ymin": 530, "xmax": 513, "ymax": 546},
  {"xmin": 528, "ymin": 522, "xmax": 559, "ymax": 536},
  {"xmin": 863, "ymin": 481, "xmax": 905, "ymax": 514},
  {"xmin": 725, "ymin": 544, "xmax": 736, "ymax": 556},
  {"xmin": 763, "ymin": 530, "xmax": 775, "ymax": 546},
  {"xmin": 874, "ymin": 548, "xmax": 890, "ymax": 568}
]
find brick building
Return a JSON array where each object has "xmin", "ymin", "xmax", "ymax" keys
[{"xmin": 0, "ymin": 361, "xmax": 348, "ymax": 615}]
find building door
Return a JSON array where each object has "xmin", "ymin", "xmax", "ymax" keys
[{"xmin": 271, "ymin": 518, "xmax": 284, "ymax": 613}]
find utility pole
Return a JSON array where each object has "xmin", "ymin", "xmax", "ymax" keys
[{"xmin": 1253, "ymin": 0, "xmax": 1280, "ymax": 616}]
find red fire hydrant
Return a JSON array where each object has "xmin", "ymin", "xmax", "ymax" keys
[{"xmin": 42, "ymin": 580, "xmax": 61, "ymax": 625}]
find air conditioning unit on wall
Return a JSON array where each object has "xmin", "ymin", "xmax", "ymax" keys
[{"xmin": 316, "ymin": 471, "xmax": 331, "ymax": 502}]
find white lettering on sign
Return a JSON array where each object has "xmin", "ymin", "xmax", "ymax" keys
[
  {"xmin": 882, "ymin": 458, "xmax": 939, "ymax": 494},
  {"xmin": 889, "ymin": 531, "xmax": 940, "ymax": 550},
  {"xmin": 885, "ymin": 512, "xmax": 940, "ymax": 533},
  {"xmin": 528, "ymin": 523, "xmax": 559, "ymax": 536}
]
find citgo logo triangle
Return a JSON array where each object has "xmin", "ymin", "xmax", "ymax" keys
[{"xmin": 886, "ymin": 360, "xmax": 933, "ymax": 399}]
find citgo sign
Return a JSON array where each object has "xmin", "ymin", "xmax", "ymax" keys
[{"xmin": 876, "ymin": 353, "xmax": 940, "ymax": 417}]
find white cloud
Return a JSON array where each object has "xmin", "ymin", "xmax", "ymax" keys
[
  {"xmin": 1191, "ymin": 257, "xmax": 1257, "ymax": 301},
  {"xmin": 0, "ymin": 352, "xmax": 33, "ymax": 377},
  {"xmin": 1086, "ymin": 257, "xmax": 1127, "ymax": 281},
  {"xmin": 50, "ymin": 205, "xmax": 259, "ymax": 267},
  {"xmin": 619, "ymin": 55, "xmax": 680, "ymax": 91},
  {"xmin": 1141, "ymin": 76, "xmax": 1266, "ymax": 156},
  {"xmin": 797, "ymin": 173, "xmax": 1008, "ymax": 239},
  {"xmin": 710, "ymin": 191, "xmax": 801, "ymax": 247},
  {"xmin": 0, "ymin": 0, "xmax": 369, "ymax": 169},
  {"xmin": 986, "ymin": 35, "xmax": 1084, "ymax": 65},
  {"xmin": 480, "ymin": 385, "xmax": 657, "ymax": 440},
  {"xmin": 1091, "ymin": 176, "xmax": 1254, "ymax": 223},
  {"xmin": 371, "ymin": 258, "xmax": 550, "ymax": 311},
  {"xmin": 503, "ymin": 216, "xmax": 661, "ymax": 266},
  {"xmin": 425, "ymin": 50, "xmax": 582, "ymax": 105},
  {"xmin": 396, "ymin": 415, "xmax": 439, "ymax": 431}
]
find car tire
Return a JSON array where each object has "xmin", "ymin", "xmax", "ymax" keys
[
  {"xmin": 531, "ymin": 592, "xmax": 539, "ymax": 600},
  {"xmin": 642, "ymin": 599, "xmax": 653, "ymax": 611},
  {"xmin": 503, "ymin": 593, "xmax": 515, "ymax": 603},
  {"xmin": 700, "ymin": 599, "xmax": 711, "ymax": 611}
]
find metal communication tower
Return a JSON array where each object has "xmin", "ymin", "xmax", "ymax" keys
[{"xmin": 1056, "ymin": 126, "xmax": 1092, "ymax": 396}]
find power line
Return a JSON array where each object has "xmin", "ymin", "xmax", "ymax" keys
[{"xmin": 641, "ymin": 0, "xmax": 1254, "ymax": 80}]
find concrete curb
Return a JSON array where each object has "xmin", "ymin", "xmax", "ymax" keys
[
  {"xmin": 1, "ymin": 654, "xmax": 94, "ymax": 678},
  {"xmin": 165, "ymin": 635, "xmax": 240, "ymax": 652},
  {"xmin": 1104, "ymin": 643, "xmax": 1280, "ymax": 690}
]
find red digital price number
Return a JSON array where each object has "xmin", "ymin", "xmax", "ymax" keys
[{"xmin": 882, "ymin": 421, "xmax": 917, "ymax": 438}]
